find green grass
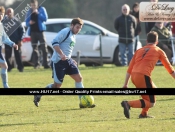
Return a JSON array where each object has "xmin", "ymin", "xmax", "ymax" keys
[{"xmin": 0, "ymin": 65, "xmax": 175, "ymax": 132}]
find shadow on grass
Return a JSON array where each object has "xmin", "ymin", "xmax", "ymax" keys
[
  {"xmin": 0, "ymin": 122, "xmax": 35, "ymax": 127},
  {"xmin": 55, "ymin": 118, "xmax": 127, "ymax": 124},
  {"xmin": 0, "ymin": 113, "xmax": 5, "ymax": 116},
  {"xmin": 160, "ymin": 117, "xmax": 175, "ymax": 120},
  {"xmin": 78, "ymin": 65, "xmax": 118, "ymax": 70},
  {"xmin": 49, "ymin": 108, "xmax": 81, "ymax": 112},
  {"xmin": 157, "ymin": 98, "xmax": 175, "ymax": 101},
  {"xmin": 61, "ymin": 108, "xmax": 81, "ymax": 111}
]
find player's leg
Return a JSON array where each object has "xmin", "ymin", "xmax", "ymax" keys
[
  {"xmin": 45, "ymin": 61, "xmax": 54, "ymax": 88},
  {"xmin": 68, "ymin": 59, "xmax": 84, "ymax": 99},
  {"xmin": 139, "ymin": 94, "xmax": 156, "ymax": 118},
  {"xmin": 34, "ymin": 61, "xmax": 64, "ymax": 107},
  {"xmin": 70, "ymin": 73, "xmax": 95, "ymax": 108},
  {"xmin": 0, "ymin": 52, "xmax": 9, "ymax": 88},
  {"xmin": 68, "ymin": 59, "xmax": 95, "ymax": 108},
  {"xmin": 121, "ymin": 73, "xmax": 155, "ymax": 118}
]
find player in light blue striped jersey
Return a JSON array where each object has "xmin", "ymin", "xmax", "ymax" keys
[
  {"xmin": 34, "ymin": 18, "xmax": 95, "ymax": 108},
  {"xmin": 0, "ymin": 6, "xmax": 18, "ymax": 88}
]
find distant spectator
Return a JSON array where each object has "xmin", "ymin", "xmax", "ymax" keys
[
  {"xmin": 151, "ymin": 22, "xmax": 173, "ymax": 62},
  {"xmin": 0, "ymin": 6, "xmax": 18, "ymax": 88},
  {"xmin": 130, "ymin": 2, "xmax": 141, "ymax": 37},
  {"xmin": 114, "ymin": 4, "xmax": 137, "ymax": 66},
  {"xmin": 25, "ymin": 0, "xmax": 50, "ymax": 69},
  {"xmin": 2, "ymin": 8, "xmax": 24, "ymax": 72},
  {"xmin": 130, "ymin": 2, "xmax": 141, "ymax": 51}
]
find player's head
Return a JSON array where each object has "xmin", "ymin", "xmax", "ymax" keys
[
  {"xmin": 30, "ymin": 0, "xmax": 38, "ymax": 10},
  {"xmin": 147, "ymin": 31, "xmax": 158, "ymax": 44},
  {"xmin": 0, "ymin": 6, "xmax": 5, "ymax": 21},
  {"xmin": 122, "ymin": 4, "xmax": 130, "ymax": 15},
  {"xmin": 6, "ymin": 8, "xmax": 14, "ymax": 18},
  {"xmin": 71, "ymin": 17, "xmax": 83, "ymax": 34}
]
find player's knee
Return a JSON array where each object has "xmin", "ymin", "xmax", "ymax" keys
[
  {"xmin": 79, "ymin": 76, "xmax": 83, "ymax": 82},
  {"xmin": 74, "ymin": 75, "xmax": 83, "ymax": 82},
  {"xmin": 150, "ymin": 102, "xmax": 156, "ymax": 107}
]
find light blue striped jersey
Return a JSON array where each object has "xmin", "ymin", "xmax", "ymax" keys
[
  {"xmin": 0, "ymin": 23, "xmax": 15, "ymax": 48},
  {"xmin": 51, "ymin": 27, "xmax": 76, "ymax": 63}
]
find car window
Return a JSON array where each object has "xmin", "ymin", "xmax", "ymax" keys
[
  {"xmin": 79, "ymin": 24, "xmax": 101, "ymax": 35},
  {"xmin": 46, "ymin": 23, "xmax": 69, "ymax": 33}
]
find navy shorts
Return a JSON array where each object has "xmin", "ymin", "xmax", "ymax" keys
[{"xmin": 52, "ymin": 59, "xmax": 79, "ymax": 84}]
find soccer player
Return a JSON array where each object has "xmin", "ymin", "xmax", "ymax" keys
[
  {"xmin": 121, "ymin": 31, "xmax": 175, "ymax": 119},
  {"xmin": 33, "ymin": 18, "xmax": 95, "ymax": 108},
  {"xmin": 0, "ymin": 6, "xmax": 18, "ymax": 88}
]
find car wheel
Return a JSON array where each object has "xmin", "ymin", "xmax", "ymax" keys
[
  {"xmin": 113, "ymin": 47, "xmax": 122, "ymax": 66},
  {"xmin": 39, "ymin": 47, "xmax": 53, "ymax": 66}
]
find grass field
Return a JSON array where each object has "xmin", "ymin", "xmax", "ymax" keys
[{"xmin": 0, "ymin": 65, "xmax": 175, "ymax": 132}]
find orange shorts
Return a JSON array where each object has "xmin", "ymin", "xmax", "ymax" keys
[
  {"xmin": 131, "ymin": 72, "xmax": 157, "ymax": 88},
  {"xmin": 131, "ymin": 72, "xmax": 156, "ymax": 103}
]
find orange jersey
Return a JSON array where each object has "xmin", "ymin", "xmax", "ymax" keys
[{"xmin": 127, "ymin": 44, "xmax": 174, "ymax": 76}]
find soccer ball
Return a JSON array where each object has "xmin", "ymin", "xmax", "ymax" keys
[{"xmin": 80, "ymin": 95, "xmax": 94, "ymax": 107}]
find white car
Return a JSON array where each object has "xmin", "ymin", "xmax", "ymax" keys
[{"xmin": 20, "ymin": 18, "xmax": 142, "ymax": 66}]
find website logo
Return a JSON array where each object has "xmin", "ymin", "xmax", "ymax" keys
[{"xmin": 140, "ymin": 2, "xmax": 175, "ymax": 22}]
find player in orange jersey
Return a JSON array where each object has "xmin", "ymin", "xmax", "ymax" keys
[{"xmin": 121, "ymin": 31, "xmax": 175, "ymax": 119}]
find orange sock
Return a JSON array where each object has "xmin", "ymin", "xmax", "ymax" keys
[
  {"xmin": 141, "ymin": 108, "xmax": 149, "ymax": 116},
  {"xmin": 128, "ymin": 100, "xmax": 142, "ymax": 108},
  {"xmin": 128, "ymin": 99, "xmax": 151, "ymax": 108}
]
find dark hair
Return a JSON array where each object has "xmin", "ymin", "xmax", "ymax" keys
[
  {"xmin": 147, "ymin": 31, "xmax": 158, "ymax": 43},
  {"xmin": 0, "ymin": 6, "xmax": 5, "ymax": 13},
  {"xmin": 71, "ymin": 17, "xmax": 84, "ymax": 25},
  {"xmin": 132, "ymin": 2, "xmax": 139, "ymax": 9},
  {"xmin": 31, "ymin": 0, "xmax": 38, "ymax": 3}
]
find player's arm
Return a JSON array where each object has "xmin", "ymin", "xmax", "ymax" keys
[
  {"xmin": 159, "ymin": 50, "xmax": 175, "ymax": 78},
  {"xmin": 2, "ymin": 30, "xmax": 18, "ymax": 50},
  {"xmin": 123, "ymin": 72, "xmax": 131, "ymax": 88},
  {"xmin": 52, "ymin": 31, "xmax": 67, "ymax": 60},
  {"xmin": 54, "ymin": 46, "xmax": 67, "ymax": 60},
  {"xmin": 122, "ymin": 51, "xmax": 137, "ymax": 88}
]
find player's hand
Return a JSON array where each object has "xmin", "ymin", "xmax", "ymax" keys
[
  {"xmin": 122, "ymin": 85, "xmax": 128, "ymax": 88},
  {"xmin": 60, "ymin": 54, "xmax": 67, "ymax": 60},
  {"xmin": 13, "ymin": 44, "xmax": 18, "ymax": 50}
]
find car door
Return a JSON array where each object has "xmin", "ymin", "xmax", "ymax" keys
[{"xmin": 72, "ymin": 24, "xmax": 112, "ymax": 63}]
